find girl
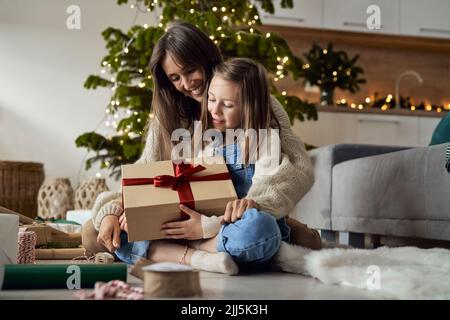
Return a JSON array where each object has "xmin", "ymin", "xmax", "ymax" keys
[{"xmin": 82, "ymin": 22, "xmax": 320, "ymax": 274}]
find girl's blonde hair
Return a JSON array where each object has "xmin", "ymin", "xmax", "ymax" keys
[{"xmin": 200, "ymin": 58, "xmax": 280, "ymax": 164}]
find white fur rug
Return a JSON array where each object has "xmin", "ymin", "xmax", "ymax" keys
[{"xmin": 274, "ymin": 242, "xmax": 450, "ymax": 299}]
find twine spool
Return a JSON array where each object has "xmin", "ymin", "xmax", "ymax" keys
[
  {"xmin": 17, "ymin": 231, "xmax": 37, "ymax": 264},
  {"xmin": 143, "ymin": 262, "xmax": 201, "ymax": 297}
]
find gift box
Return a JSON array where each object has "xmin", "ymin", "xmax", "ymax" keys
[
  {"xmin": 122, "ymin": 157, "xmax": 237, "ymax": 241},
  {"xmin": 1, "ymin": 205, "xmax": 81, "ymax": 248}
]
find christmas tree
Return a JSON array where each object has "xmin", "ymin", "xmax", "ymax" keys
[{"xmin": 76, "ymin": 0, "xmax": 318, "ymax": 179}]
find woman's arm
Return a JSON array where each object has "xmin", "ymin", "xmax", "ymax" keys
[{"xmin": 245, "ymin": 96, "xmax": 314, "ymax": 219}]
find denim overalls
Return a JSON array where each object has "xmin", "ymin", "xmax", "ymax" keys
[{"xmin": 115, "ymin": 143, "xmax": 289, "ymax": 265}]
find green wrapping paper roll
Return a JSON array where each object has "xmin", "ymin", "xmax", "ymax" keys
[{"xmin": 2, "ymin": 263, "xmax": 127, "ymax": 290}]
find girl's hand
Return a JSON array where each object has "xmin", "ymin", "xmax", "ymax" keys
[
  {"xmin": 97, "ymin": 215, "xmax": 121, "ymax": 252},
  {"xmin": 221, "ymin": 199, "xmax": 258, "ymax": 225},
  {"xmin": 160, "ymin": 205, "xmax": 203, "ymax": 240},
  {"xmin": 118, "ymin": 213, "xmax": 128, "ymax": 233}
]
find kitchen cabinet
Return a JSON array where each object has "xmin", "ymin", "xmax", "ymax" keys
[
  {"xmin": 293, "ymin": 110, "xmax": 442, "ymax": 147},
  {"xmin": 400, "ymin": 0, "xmax": 450, "ymax": 39},
  {"xmin": 255, "ymin": 0, "xmax": 323, "ymax": 29},
  {"xmin": 323, "ymin": 0, "xmax": 399, "ymax": 35}
]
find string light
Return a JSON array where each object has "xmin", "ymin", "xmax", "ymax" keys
[
  {"xmin": 212, "ymin": 6, "xmax": 217, "ymax": 12},
  {"xmin": 221, "ymin": 6, "xmax": 226, "ymax": 12},
  {"xmin": 282, "ymin": 91, "xmax": 287, "ymax": 96},
  {"xmin": 323, "ymin": 49, "xmax": 328, "ymax": 54},
  {"xmin": 266, "ymin": 32, "xmax": 271, "ymax": 38},
  {"xmin": 365, "ymin": 97, "xmax": 371, "ymax": 103}
]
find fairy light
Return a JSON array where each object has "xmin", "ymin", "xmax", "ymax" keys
[
  {"xmin": 124, "ymin": 47, "xmax": 129, "ymax": 54},
  {"xmin": 276, "ymin": 70, "xmax": 282, "ymax": 76},
  {"xmin": 134, "ymin": 111, "xmax": 138, "ymax": 115},
  {"xmin": 266, "ymin": 32, "xmax": 271, "ymax": 38},
  {"xmin": 231, "ymin": 8, "xmax": 235, "ymax": 13},
  {"xmin": 115, "ymin": 100, "xmax": 120, "ymax": 106},
  {"xmin": 332, "ymin": 71, "xmax": 337, "ymax": 76},
  {"xmin": 212, "ymin": 6, "xmax": 217, "ymax": 12},
  {"xmin": 139, "ymin": 82, "xmax": 145, "ymax": 88},
  {"xmin": 237, "ymin": 34, "xmax": 241, "ymax": 41},
  {"xmin": 381, "ymin": 104, "xmax": 388, "ymax": 111},
  {"xmin": 274, "ymin": 77, "xmax": 279, "ymax": 82},
  {"xmin": 102, "ymin": 61, "xmax": 107, "ymax": 66},
  {"xmin": 437, "ymin": 107, "xmax": 442, "ymax": 112},
  {"xmin": 105, "ymin": 121, "xmax": 110, "ymax": 127},
  {"xmin": 106, "ymin": 109, "xmax": 111, "ymax": 114},
  {"xmin": 127, "ymin": 109, "xmax": 131, "ymax": 115},
  {"xmin": 281, "ymin": 91, "xmax": 287, "ymax": 96},
  {"xmin": 158, "ymin": 23, "xmax": 163, "ymax": 28},
  {"xmin": 254, "ymin": 15, "xmax": 259, "ymax": 20},
  {"xmin": 323, "ymin": 49, "xmax": 328, "ymax": 54},
  {"xmin": 214, "ymin": 40, "xmax": 218, "ymax": 44},
  {"xmin": 114, "ymin": 114, "xmax": 119, "ymax": 119},
  {"xmin": 341, "ymin": 99, "xmax": 346, "ymax": 104},
  {"xmin": 386, "ymin": 94, "xmax": 393, "ymax": 103},
  {"xmin": 425, "ymin": 105, "xmax": 432, "ymax": 111},
  {"xmin": 221, "ymin": 33, "xmax": 225, "ymax": 38},
  {"xmin": 137, "ymin": 118, "xmax": 141, "ymax": 123},
  {"xmin": 130, "ymin": 4, "xmax": 135, "ymax": 9},
  {"xmin": 189, "ymin": 9, "xmax": 194, "ymax": 13},
  {"xmin": 111, "ymin": 101, "xmax": 116, "ymax": 106},
  {"xmin": 277, "ymin": 65, "xmax": 283, "ymax": 70},
  {"xmin": 143, "ymin": 23, "xmax": 148, "ymax": 28},
  {"xmin": 138, "ymin": 69, "xmax": 143, "ymax": 73},
  {"xmin": 221, "ymin": 6, "xmax": 226, "ymax": 12},
  {"xmin": 303, "ymin": 64, "xmax": 310, "ymax": 69},
  {"xmin": 101, "ymin": 69, "xmax": 106, "ymax": 74},
  {"xmin": 351, "ymin": 103, "xmax": 356, "ymax": 108},
  {"xmin": 223, "ymin": 15, "xmax": 228, "ymax": 22},
  {"xmin": 358, "ymin": 104, "xmax": 363, "ymax": 110},
  {"xmin": 96, "ymin": 173, "xmax": 102, "ymax": 178},
  {"xmin": 365, "ymin": 97, "xmax": 371, "ymax": 103},
  {"xmin": 410, "ymin": 105, "xmax": 416, "ymax": 111},
  {"xmin": 217, "ymin": 26, "xmax": 222, "ymax": 31},
  {"xmin": 149, "ymin": 113, "xmax": 155, "ymax": 119}
]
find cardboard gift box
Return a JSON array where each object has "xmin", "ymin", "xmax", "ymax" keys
[
  {"xmin": 122, "ymin": 157, "xmax": 237, "ymax": 241},
  {"xmin": 0, "ymin": 205, "xmax": 81, "ymax": 248}
]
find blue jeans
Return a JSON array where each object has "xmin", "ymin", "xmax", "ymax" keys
[
  {"xmin": 216, "ymin": 208, "xmax": 289, "ymax": 264},
  {"xmin": 115, "ymin": 232, "xmax": 150, "ymax": 265}
]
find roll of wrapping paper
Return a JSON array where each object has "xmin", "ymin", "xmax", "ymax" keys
[
  {"xmin": 35, "ymin": 248, "xmax": 86, "ymax": 260},
  {"xmin": 2, "ymin": 263, "xmax": 127, "ymax": 290}
]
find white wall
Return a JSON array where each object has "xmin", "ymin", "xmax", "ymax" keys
[{"xmin": 0, "ymin": 0, "xmax": 158, "ymax": 192}]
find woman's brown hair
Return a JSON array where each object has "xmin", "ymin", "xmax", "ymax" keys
[{"xmin": 149, "ymin": 21, "xmax": 223, "ymax": 160}]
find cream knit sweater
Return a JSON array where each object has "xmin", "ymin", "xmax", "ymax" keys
[{"xmin": 90, "ymin": 96, "xmax": 314, "ymax": 236}]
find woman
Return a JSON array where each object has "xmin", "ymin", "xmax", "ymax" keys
[{"xmin": 82, "ymin": 22, "xmax": 321, "ymax": 272}]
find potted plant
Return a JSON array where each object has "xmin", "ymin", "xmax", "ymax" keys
[{"xmin": 301, "ymin": 43, "xmax": 366, "ymax": 106}]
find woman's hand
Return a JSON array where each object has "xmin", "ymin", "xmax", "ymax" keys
[
  {"xmin": 97, "ymin": 215, "xmax": 121, "ymax": 252},
  {"xmin": 160, "ymin": 204, "xmax": 203, "ymax": 240},
  {"xmin": 220, "ymin": 199, "xmax": 258, "ymax": 224},
  {"xmin": 118, "ymin": 213, "xmax": 128, "ymax": 233}
]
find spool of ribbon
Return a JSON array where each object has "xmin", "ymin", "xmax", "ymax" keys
[{"xmin": 17, "ymin": 231, "xmax": 37, "ymax": 264}]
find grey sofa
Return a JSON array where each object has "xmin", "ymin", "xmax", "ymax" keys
[{"xmin": 293, "ymin": 143, "xmax": 450, "ymax": 246}]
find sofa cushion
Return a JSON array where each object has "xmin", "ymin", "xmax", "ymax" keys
[{"xmin": 331, "ymin": 143, "xmax": 450, "ymax": 241}]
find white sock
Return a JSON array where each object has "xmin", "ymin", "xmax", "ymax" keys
[
  {"xmin": 273, "ymin": 242, "xmax": 312, "ymax": 276},
  {"xmin": 190, "ymin": 250, "xmax": 239, "ymax": 276}
]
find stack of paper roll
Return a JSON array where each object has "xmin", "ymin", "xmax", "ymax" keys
[{"xmin": 142, "ymin": 262, "xmax": 201, "ymax": 297}]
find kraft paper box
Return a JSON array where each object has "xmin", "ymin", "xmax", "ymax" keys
[{"xmin": 122, "ymin": 157, "xmax": 237, "ymax": 241}]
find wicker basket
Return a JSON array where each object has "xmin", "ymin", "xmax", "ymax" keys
[{"xmin": 0, "ymin": 161, "xmax": 45, "ymax": 218}]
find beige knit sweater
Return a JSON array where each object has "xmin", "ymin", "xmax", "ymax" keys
[{"xmin": 90, "ymin": 96, "xmax": 314, "ymax": 236}]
